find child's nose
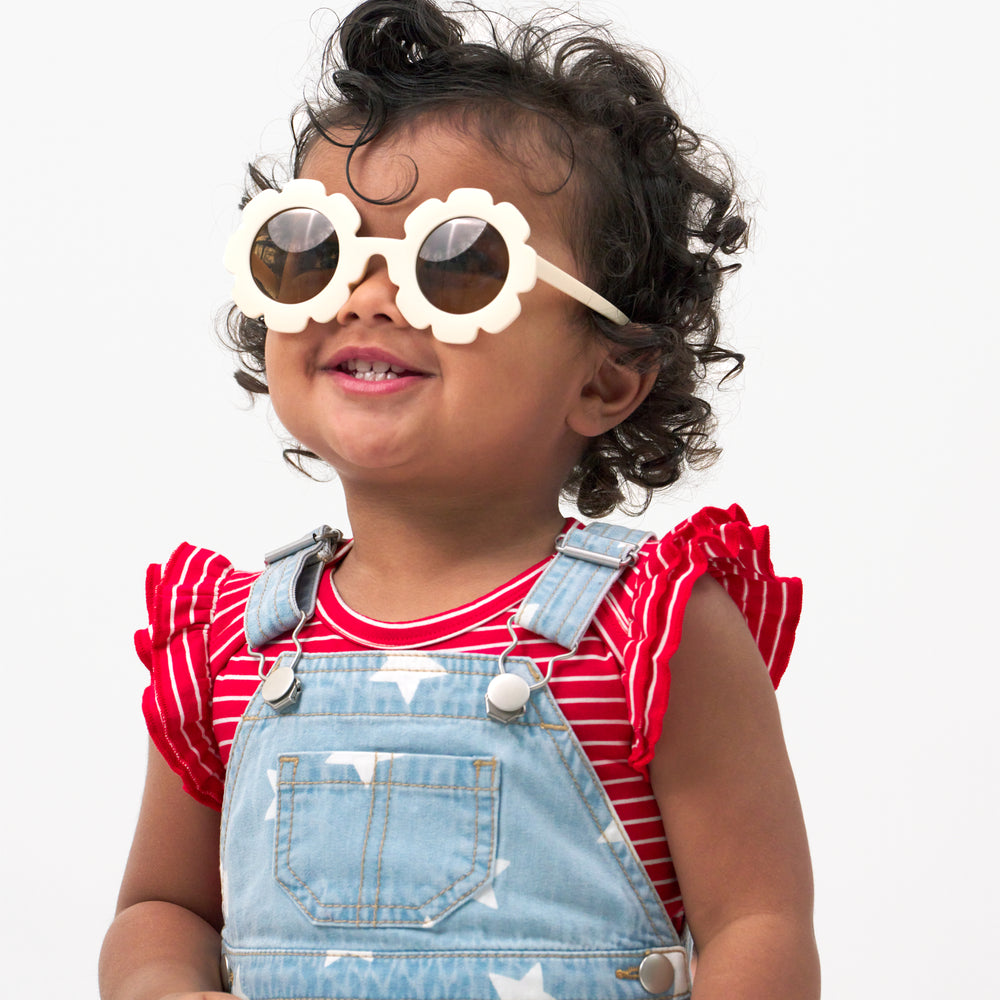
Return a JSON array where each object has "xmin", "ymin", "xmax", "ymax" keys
[{"xmin": 335, "ymin": 254, "xmax": 406, "ymax": 329}]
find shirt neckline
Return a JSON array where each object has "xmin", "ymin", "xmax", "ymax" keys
[{"xmin": 313, "ymin": 520, "xmax": 578, "ymax": 649}]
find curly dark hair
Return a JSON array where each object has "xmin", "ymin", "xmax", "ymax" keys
[{"xmin": 223, "ymin": 0, "xmax": 747, "ymax": 517}]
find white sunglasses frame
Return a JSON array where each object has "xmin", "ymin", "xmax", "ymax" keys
[{"xmin": 223, "ymin": 180, "xmax": 629, "ymax": 345}]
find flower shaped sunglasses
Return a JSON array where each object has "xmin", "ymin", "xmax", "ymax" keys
[{"xmin": 224, "ymin": 181, "xmax": 629, "ymax": 344}]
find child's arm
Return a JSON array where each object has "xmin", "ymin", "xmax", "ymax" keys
[
  {"xmin": 650, "ymin": 575, "xmax": 820, "ymax": 1000},
  {"xmin": 99, "ymin": 741, "xmax": 229, "ymax": 1000}
]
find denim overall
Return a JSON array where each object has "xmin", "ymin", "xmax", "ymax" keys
[{"xmin": 219, "ymin": 524, "xmax": 692, "ymax": 1000}]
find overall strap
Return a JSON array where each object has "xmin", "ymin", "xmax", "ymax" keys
[
  {"xmin": 514, "ymin": 522, "xmax": 653, "ymax": 650},
  {"xmin": 243, "ymin": 526, "xmax": 342, "ymax": 650}
]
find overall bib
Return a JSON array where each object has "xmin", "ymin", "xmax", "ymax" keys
[{"xmin": 220, "ymin": 524, "xmax": 692, "ymax": 1000}]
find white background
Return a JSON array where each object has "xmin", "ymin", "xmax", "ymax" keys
[{"xmin": 1, "ymin": 1, "xmax": 996, "ymax": 996}]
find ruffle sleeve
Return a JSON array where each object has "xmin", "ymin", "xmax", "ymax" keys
[
  {"xmin": 135, "ymin": 543, "xmax": 234, "ymax": 810},
  {"xmin": 622, "ymin": 504, "xmax": 802, "ymax": 777}
]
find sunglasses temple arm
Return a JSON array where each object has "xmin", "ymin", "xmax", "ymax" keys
[{"xmin": 535, "ymin": 257, "xmax": 630, "ymax": 326}]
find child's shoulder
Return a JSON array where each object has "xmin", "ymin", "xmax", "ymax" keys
[
  {"xmin": 601, "ymin": 504, "xmax": 802, "ymax": 775},
  {"xmin": 610, "ymin": 502, "xmax": 796, "ymax": 619},
  {"xmin": 633, "ymin": 503, "xmax": 779, "ymax": 571},
  {"xmin": 139, "ymin": 542, "xmax": 259, "ymax": 646}
]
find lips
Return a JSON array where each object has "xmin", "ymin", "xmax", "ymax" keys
[{"xmin": 320, "ymin": 346, "xmax": 431, "ymax": 389}]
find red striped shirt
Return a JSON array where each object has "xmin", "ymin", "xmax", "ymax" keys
[{"xmin": 138, "ymin": 504, "xmax": 800, "ymax": 932}]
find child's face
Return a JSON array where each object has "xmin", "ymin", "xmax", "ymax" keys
[{"xmin": 264, "ymin": 120, "xmax": 611, "ymax": 503}]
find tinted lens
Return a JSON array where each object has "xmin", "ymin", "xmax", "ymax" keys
[
  {"xmin": 416, "ymin": 217, "xmax": 509, "ymax": 314},
  {"xmin": 250, "ymin": 208, "xmax": 339, "ymax": 304}
]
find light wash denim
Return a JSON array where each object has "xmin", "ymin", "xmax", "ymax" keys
[{"xmin": 220, "ymin": 525, "xmax": 690, "ymax": 999}]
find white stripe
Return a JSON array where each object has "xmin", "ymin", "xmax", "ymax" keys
[
  {"xmin": 765, "ymin": 582, "xmax": 788, "ymax": 672},
  {"xmin": 644, "ymin": 555, "xmax": 697, "ymax": 729},
  {"xmin": 549, "ymin": 671, "xmax": 622, "ymax": 683},
  {"xmin": 166, "ymin": 550, "xmax": 215, "ymax": 781},
  {"xmin": 213, "ymin": 587, "xmax": 253, "ymax": 618},
  {"xmin": 554, "ymin": 696, "xmax": 627, "ymax": 705},
  {"xmin": 750, "ymin": 551, "xmax": 766, "ymax": 644}
]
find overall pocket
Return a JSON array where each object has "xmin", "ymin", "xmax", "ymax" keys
[{"xmin": 274, "ymin": 750, "xmax": 500, "ymax": 927}]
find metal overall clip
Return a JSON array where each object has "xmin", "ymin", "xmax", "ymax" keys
[
  {"xmin": 484, "ymin": 522, "xmax": 650, "ymax": 723},
  {"xmin": 244, "ymin": 525, "xmax": 342, "ymax": 711}
]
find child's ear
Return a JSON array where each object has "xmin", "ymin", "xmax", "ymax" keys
[{"xmin": 569, "ymin": 352, "xmax": 658, "ymax": 437}]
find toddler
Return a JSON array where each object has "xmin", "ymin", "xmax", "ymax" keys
[{"xmin": 99, "ymin": 2, "xmax": 819, "ymax": 998}]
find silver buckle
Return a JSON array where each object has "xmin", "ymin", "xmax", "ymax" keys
[
  {"xmin": 554, "ymin": 534, "xmax": 639, "ymax": 569},
  {"xmin": 264, "ymin": 525, "xmax": 342, "ymax": 565}
]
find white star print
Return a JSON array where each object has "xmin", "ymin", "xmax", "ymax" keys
[
  {"xmin": 264, "ymin": 768, "xmax": 278, "ymax": 820},
  {"xmin": 325, "ymin": 750, "xmax": 380, "ymax": 784},
  {"xmin": 488, "ymin": 962, "xmax": 555, "ymax": 1000},
  {"xmin": 324, "ymin": 950, "xmax": 374, "ymax": 966},
  {"xmin": 472, "ymin": 858, "xmax": 511, "ymax": 909},
  {"xmin": 599, "ymin": 820, "xmax": 625, "ymax": 844},
  {"xmin": 325, "ymin": 750, "xmax": 378, "ymax": 785},
  {"xmin": 370, "ymin": 654, "xmax": 447, "ymax": 705}
]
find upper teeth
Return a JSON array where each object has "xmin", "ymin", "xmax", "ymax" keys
[{"xmin": 343, "ymin": 359, "xmax": 407, "ymax": 381}]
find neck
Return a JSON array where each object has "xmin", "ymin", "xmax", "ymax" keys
[{"xmin": 332, "ymin": 483, "xmax": 570, "ymax": 622}]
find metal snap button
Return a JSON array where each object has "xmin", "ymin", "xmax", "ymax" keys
[
  {"xmin": 262, "ymin": 664, "xmax": 302, "ymax": 710},
  {"xmin": 638, "ymin": 952, "xmax": 676, "ymax": 994},
  {"xmin": 485, "ymin": 673, "xmax": 530, "ymax": 722}
]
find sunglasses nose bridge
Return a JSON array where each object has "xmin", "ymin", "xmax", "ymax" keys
[
  {"xmin": 336, "ymin": 240, "xmax": 408, "ymax": 328},
  {"xmin": 348, "ymin": 235, "xmax": 406, "ymax": 287}
]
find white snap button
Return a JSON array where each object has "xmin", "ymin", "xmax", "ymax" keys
[
  {"xmin": 638, "ymin": 952, "xmax": 676, "ymax": 994},
  {"xmin": 486, "ymin": 673, "xmax": 530, "ymax": 713}
]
